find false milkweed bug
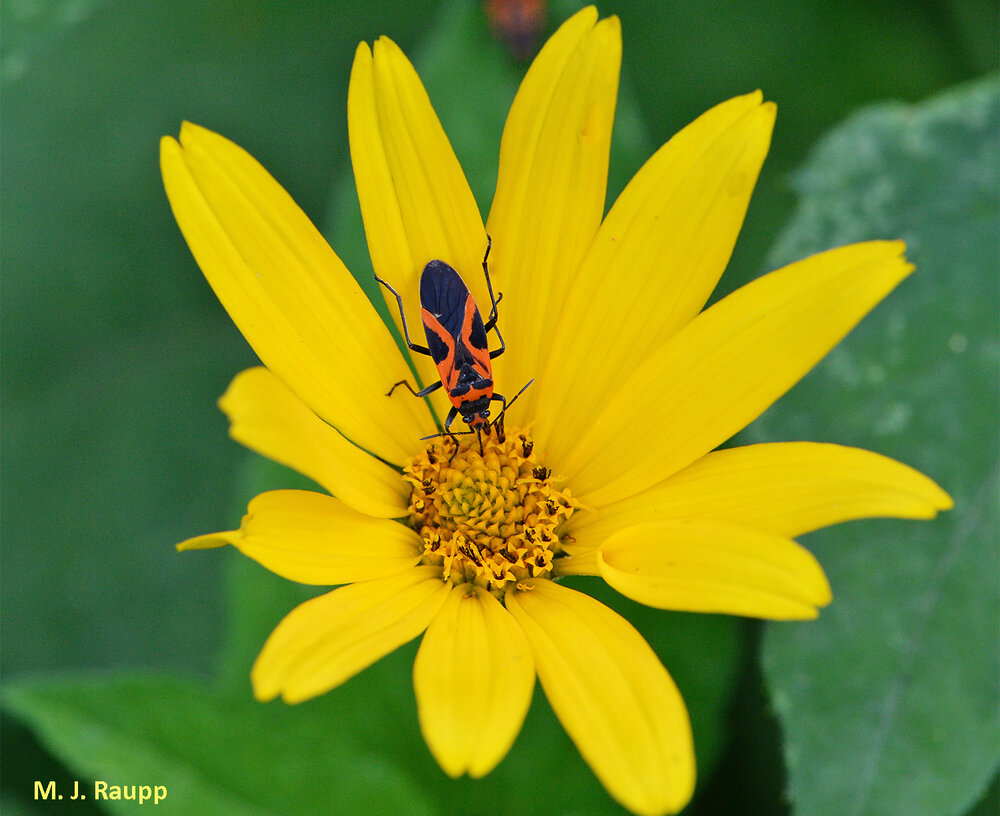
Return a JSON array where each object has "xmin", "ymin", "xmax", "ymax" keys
[{"xmin": 375, "ymin": 237, "xmax": 532, "ymax": 457}]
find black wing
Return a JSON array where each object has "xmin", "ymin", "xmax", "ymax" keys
[{"xmin": 420, "ymin": 260, "xmax": 488, "ymax": 352}]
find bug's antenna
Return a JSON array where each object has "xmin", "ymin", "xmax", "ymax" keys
[
  {"xmin": 499, "ymin": 378, "xmax": 534, "ymax": 418},
  {"xmin": 491, "ymin": 378, "xmax": 534, "ymax": 442},
  {"xmin": 421, "ymin": 428, "xmax": 476, "ymax": 442}
]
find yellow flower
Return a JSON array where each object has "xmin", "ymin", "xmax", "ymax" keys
[{"xmin": 160, "ymin": 7, "xmax": 951, "ymax": 815}]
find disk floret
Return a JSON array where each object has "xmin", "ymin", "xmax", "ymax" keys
[{"xmin": 404, "ymin": 430, "xmax": 576, "ymax": 596}]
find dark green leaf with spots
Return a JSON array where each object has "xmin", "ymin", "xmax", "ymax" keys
[{"xmin": 757, "ymin": 77, "xmax": 999, "ymax": 816}]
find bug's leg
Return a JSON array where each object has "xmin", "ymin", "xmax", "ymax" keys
[
  {"xmin": 487, "ymin": 322, "xmax": 506, "ymax": 360},
  {"xmin": 386, "ymin": 379, "xmax": 443, "ymax": 399},
  {"xmin": 441, "ymin": 406, "xmax": 462, "ymax": 465},
  {"xmin": 481, "ymin": 235, "xmax": 503, "ymax": 328},
  {"xmin": 489, "ymin": 392, "xmax": 508, "ymax": 442},
  {"xmin": 479, "ymin": 235, "xmax": 507, "ymax": 359},
  {"xmin": 447, "ymin": 434, "xmax": 461, "ymax": 465},
  {"xmin": 494, "ymin": 412, "xmax": 506, "ymax": 443},
  {"xmin": 482, "ymin": 292, "xmax": 504, "ymax": 338},
  {"xmin": 374, "ymin": 275, "xmax": 431, "ymax": 356}
]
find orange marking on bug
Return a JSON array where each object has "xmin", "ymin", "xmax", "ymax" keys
[
  {"xmin": 462, "ymin": 295, "xmax": 492, "ymax": 375},
  {"xmin": 422, "ymin": 308, "xmax": 458, "ymax": 389}
]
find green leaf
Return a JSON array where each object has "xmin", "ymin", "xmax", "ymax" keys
[
  {"xmin": 4, "ymin": 676, "xmax": 437, "ymax": 816},
  {"xmin": 1, "ymin": 0, "xmax": 439, "ymax": 686},
  {"xmin": 757, "ymin": 77, "xmax": 999, "ymax": 816},
  {"xmin": 968, "ymin": 773, "xmax": 999, "ymax": 816}
]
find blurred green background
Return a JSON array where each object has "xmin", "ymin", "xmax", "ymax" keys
[{"xmin": 3, "ymin": 1, "xmax": 997, "ymax": 814}]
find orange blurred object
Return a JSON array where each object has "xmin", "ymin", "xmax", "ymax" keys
[{"xmin": 485, "ymin": 0, "xmax": 547, "ymax": 60}]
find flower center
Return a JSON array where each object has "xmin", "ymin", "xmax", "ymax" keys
[{"xmin": 403, "ymin": 428, "xmax": 577, "ymax": 597}]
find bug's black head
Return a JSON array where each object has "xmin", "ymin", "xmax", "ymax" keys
[{"xmin": 460, "ymin": 396, "xmax": 491, "ymax": 429}]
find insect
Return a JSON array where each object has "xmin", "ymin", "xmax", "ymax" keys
[
  {"xmin": 375, "ymin": 237, "xmax": 531, "ymax": 454},
  {"xmin": 485, "ymin": 0, "xmax": 547, "ymax": 61}
]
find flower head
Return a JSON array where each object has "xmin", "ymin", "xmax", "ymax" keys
[{"xmin": 161, "ymin": 7, "xmax": 951, "ymax": 815}]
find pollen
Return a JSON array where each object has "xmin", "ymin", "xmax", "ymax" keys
[{"xmin": 403, "ymin": 429, "xmax": 577, "ymax": 597}]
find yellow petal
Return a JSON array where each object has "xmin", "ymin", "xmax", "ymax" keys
[
  {"xmin": 535, "ymin": 93, "xmax": 775, "ymax": 456},
  {"xmin": 561, "ymin": 241, "xmax": 914, "ymax": 507},
  {"xmin": 487, "ymin": 8, "xmax": 622, "ymax": 418},
  {"xmin": 413, "ymin": 584, "xmax": 535, "ymax": 778},
  {"xmin": 160, "ymin": 124, "xmax": 429, "ymax": 465},
  {"xmin": 506, "ymin": 579, "xmax": 695, "ymax": 816},
  {"xmin": 178, "ymin": 490, "xmax": 421, "ymax": 585},
  {"xmin": 551, "ymin": 545, "xmax": 602, "ymax": 577},
  {"xmin": 175, "ymin": 533, "xmax": 228, "ymax": 551},
  {"xmin": 568, "ymin": 442, "xmax": 953, "ymax": 547},
  {"xmin": 349, "ymin": 38, "xmax": 486, "ymax": 423},
  {"xmin": 252, "ymin": 566, "xmax": 449, "ymax": 704},
  {"xmin": 597, "ymin": 520, "xmax": 832, "ymax": 620},
  {"xmin": 219, "ymin": 367, "xmax": 409, "ymax": 519}
]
